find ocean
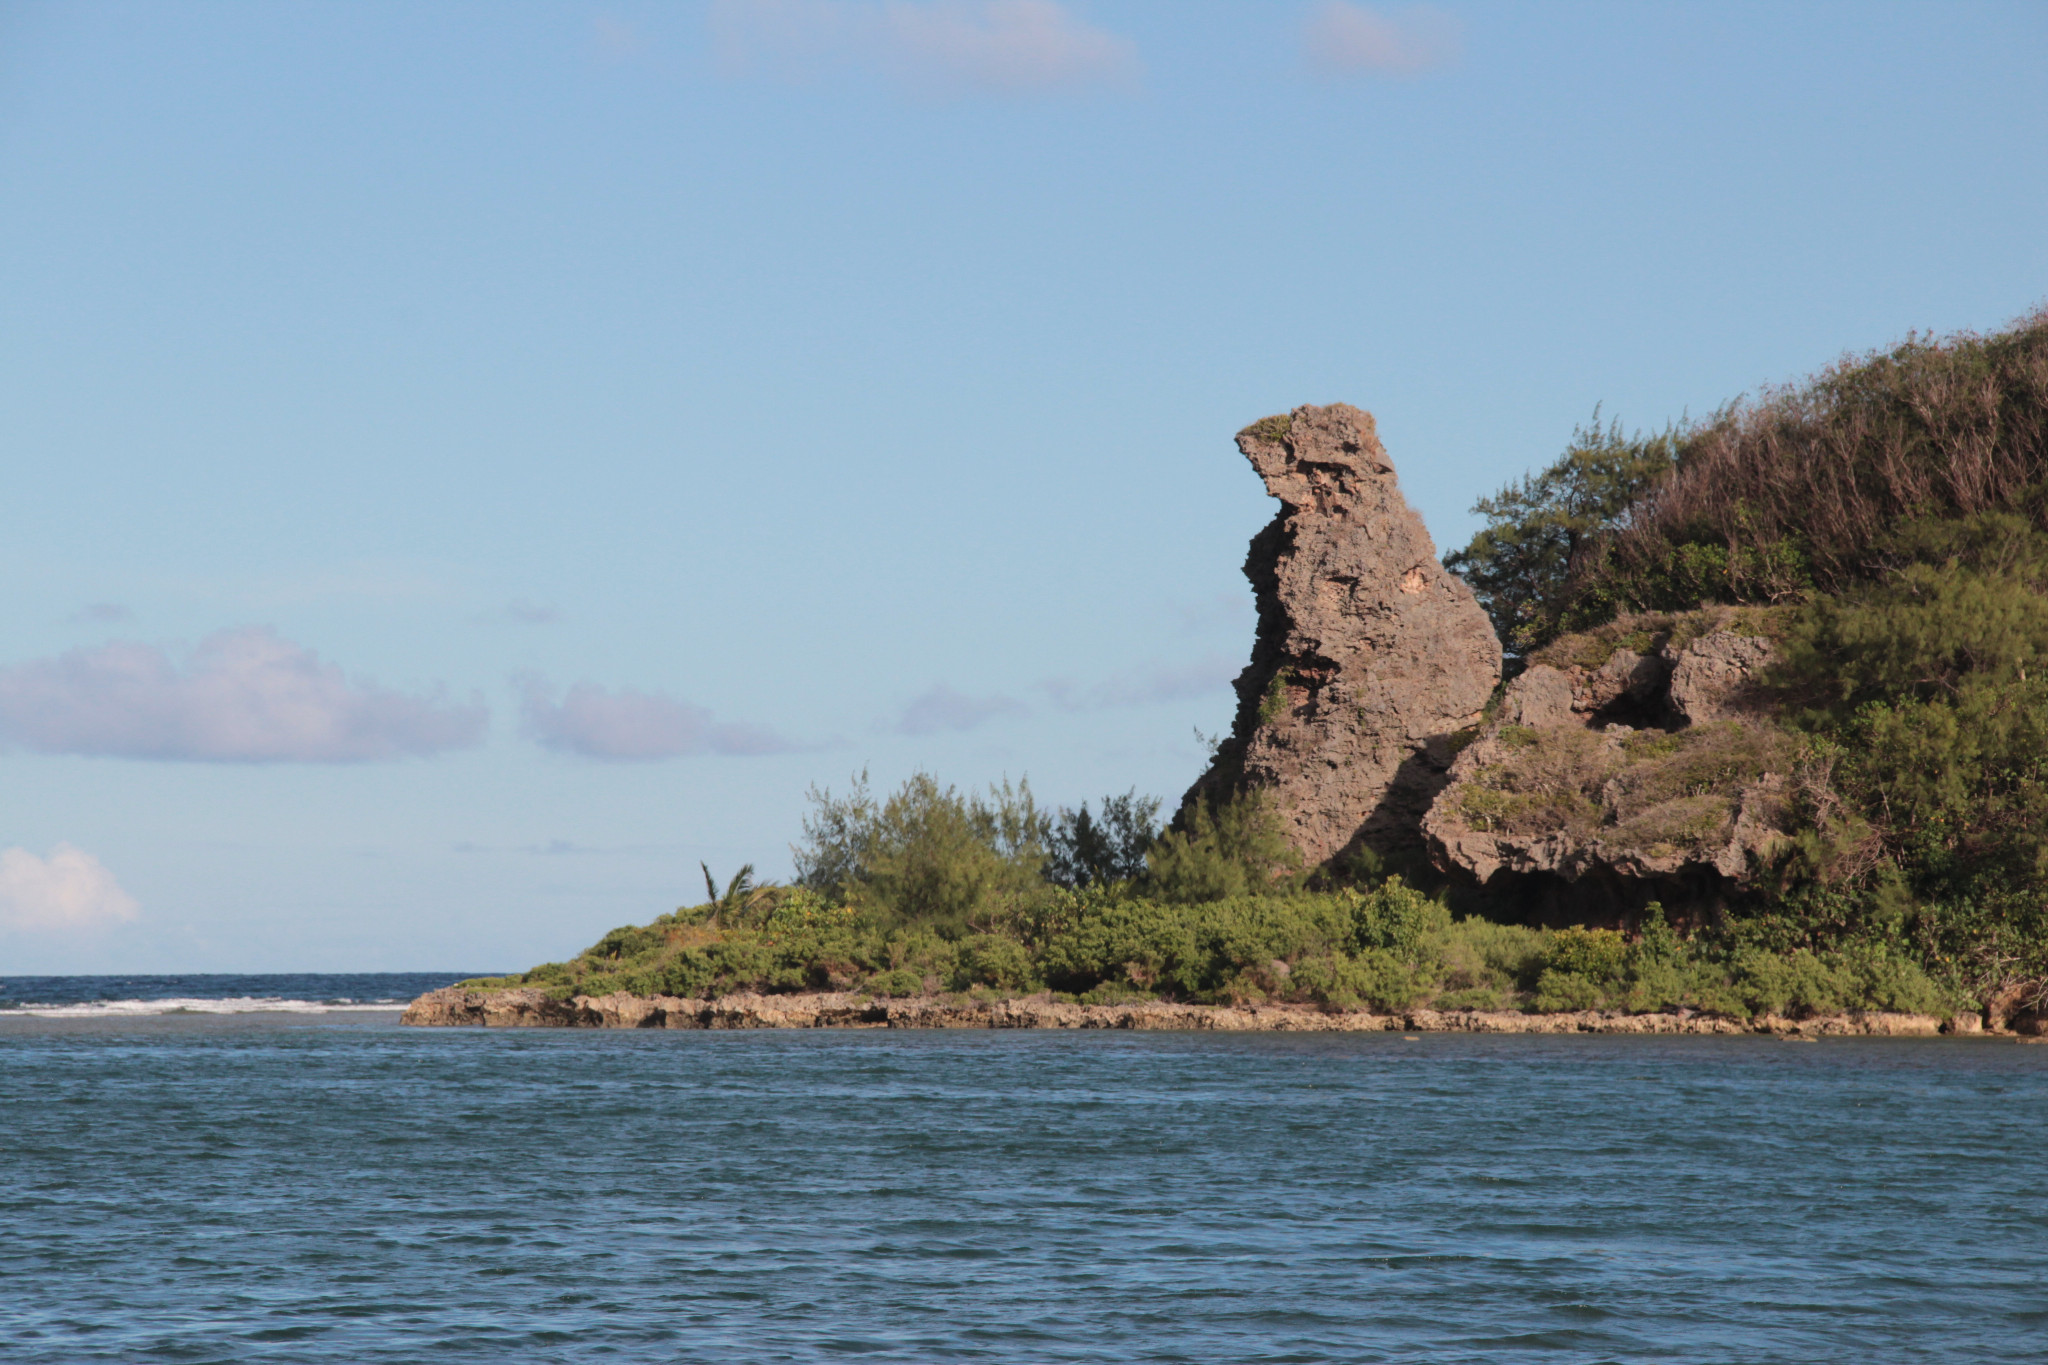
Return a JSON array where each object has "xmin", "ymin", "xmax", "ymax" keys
[{"xmin": 2, "ymin": 974, "xmax": 2044, "ymax": 1363}]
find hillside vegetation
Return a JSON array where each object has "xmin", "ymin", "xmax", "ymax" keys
[{"xmin": 1450, "ymin": 309, "xmax": 2048, "ymax": 1015}]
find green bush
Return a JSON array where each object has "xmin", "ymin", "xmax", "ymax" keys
[
  {"xmin": 863, "ymin": 968, "xmax": 926, "ymax": 998},
  {"xmin": 1731, "ymin": 948, "xmax": 1846, "ymax": 1018},
  {"xmin": 1024, "ymin": 882, "xmax": 1441, "ymax": 1004},
  {"xmin": 1437, "ymin": 918, "xmax": 1548, "ymax": 994},
  {"xmin": 1349, "ymin": 878, "xmax": 1449, "ymax": 958},
  {"xmin": 1431, "ymin": 986, "xmax": 1509, "ymax": 1011},
  {"xmin": 1145, "ymin": 790, "xmax": 1301, "ymax": 904},
  {"xmin": 1287, "ymin": 949, "xmax": 1422, "ymax": 1012},
  {"xmin": 1544, "ymin": 927, "xmax": 1628, "ymax": 981},
  {"xmin": 462, "ymin": 752, "xmax": 1986, "ymax": 1021},
  {"xmin": 951, "ymin": 933, "xmax": 1038, "ymax": 992},
  {"xmin": 1533, "ymin": 970, "xmax": 1605, "ymax": 1012},
  {"xmin": 1439, "ymin": 313, "xmax": 2048, "ymax": 1011},
  {"xmin": 471, "ymin": 890, "xmax": 1964, "ymax": 1021},
  {"xmin": 794, "ymin": 771, "xmax": 1054, "ymax": 935}
]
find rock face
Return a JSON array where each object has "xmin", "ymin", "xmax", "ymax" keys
[
  {"xmin": 1669, "ymin": 631, "xmax": 1776, "ymax": 724},
  {"xmin": 1186, "ymin": 404, "xmax": 1502, "ymax": 868},
  {"xmin": 1422, "ymin": 613, "xmax": 1794, "ymax": 910},
  {"xmin": 1501, "ymin": 610, "xmax": 1779, "ymax": 732}
]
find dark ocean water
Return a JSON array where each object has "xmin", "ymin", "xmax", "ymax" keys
[{"xmin": 2, "ymin": 977, "xmax": 2045, "ymax": 1363}]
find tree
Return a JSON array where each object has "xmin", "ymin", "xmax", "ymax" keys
[
  {"xmin": 1045, "ymin": 789, "xmax": 1162, "ymax": 889},
  {"xmin": 1444, "ymin": 410, "xmax": 1679, "ymax": 657},
  {"xmin": 792, "ymin": 771, "xmax": 1051, "ymax": 934},
  {"xmin": 1145, "ymin": 791, "xmax": 1300, "ymax": 904}
]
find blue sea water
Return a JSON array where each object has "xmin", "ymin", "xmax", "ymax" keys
[{"xmin": 2, "ymin": 976, "xmax": 2045, "ymax": 1363}]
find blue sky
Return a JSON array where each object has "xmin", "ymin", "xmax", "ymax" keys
[{"xmin": 3, "ymin": 0, "xmax": 2043, "ymax": 973}]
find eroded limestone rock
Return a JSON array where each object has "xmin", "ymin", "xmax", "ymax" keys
[
  {"xmin": 1525, "ymin": 609, "xmax": 1780, "ymax": 728},
  {"xmin": 1669, "ymin": 630, "xmax": 1776, "ymax": 723},
  {"xmin": 1186, "ymin": 404, "xmax": 1502, "ymax": 867},
  {"xmin": 1424, "ymin": 610, "xmax": 1794, "ymax": 896}
]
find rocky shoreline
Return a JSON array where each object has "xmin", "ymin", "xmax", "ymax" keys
[{"xmin": 399, "ymin": 986, "xmax": 2008, "ymax": 1037}]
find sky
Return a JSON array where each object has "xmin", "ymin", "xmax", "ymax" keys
[{"xmin": 3, "ymin": 0, "xmax": 2044, "ymax": 974}]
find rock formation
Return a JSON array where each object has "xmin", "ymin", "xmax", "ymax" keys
[
  {"xmin": 1423, "ymin": 613, "xmax": 1794, "ymax": 909},
  {"xmin": 1185, "ymin": 404, "xmax": 1502, "ymax": 868}
]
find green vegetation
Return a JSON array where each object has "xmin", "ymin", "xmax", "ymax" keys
[
  {"xmin": 1449, "ymin": 309, "xmax": 2048, "ymax": 1013},
  {"xmin": 1442, "ymin": 410, "xmax": 1682, "ymax": 657},
  {"xmin": 469, "ymin": 776, "xmax": 1958, "ymax": 1020},
  {"xmin": 1257, "ymin": 668, "xmax": 1291, "ymax": 723}
]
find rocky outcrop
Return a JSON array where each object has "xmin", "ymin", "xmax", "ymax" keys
[
  {"xmin": 1513, "ymin": 609, "xmax": 1780, "ymax": 730},
  {"xmin": 1669, "ymin": 630, "xmax": 1776, "ymax": 724},
  {"xmin": 400, "ymin": 986, "xmax": 1972, "ymax": 1036},
  {"xmin": 1187, "ymin": 404, "xmax": 1501, "ymax": 868},
  {"xmin": 1425, "ymin": 724, "xmax": 1795, "ymax": 887},
  {"xmin": 1424, "ymin": 611, "xmax": 1795, "ymax": 902}
]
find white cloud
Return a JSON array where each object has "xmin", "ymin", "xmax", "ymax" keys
[
  {"xmin": 710, "ymin": 0, "xmax": 1139, "ymax": 94},
  {"xmin": 519, "ymin": 679, "xmax": 796, "ymax": 760},
  {"xmin": 0, "ymin": 845, "xmax": 139, "ymax": 933},
  {"xmin": 0, "ymin": 628, "xmax": 487, "ymax": 762},
  {"xmin": 70, "ymin": 603, "xmax": 134, "ymax": 625},
  {"xmin": 1039, "ymin": 654, "xmax": 1238, "ymax": 710},
  {"xmin": 1304, "ymin": 2, "xmax": 1461, "ymax": 75},
  {"xmin": 893, "ymin": 683, "xmax": 1027, "ymax": 734}
]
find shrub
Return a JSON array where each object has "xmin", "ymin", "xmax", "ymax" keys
[
  {"xmin": 1349, "ymin": 879, "xmax": 1450, "ymax": 959},
  {"xmin": 1242, "ymin": 412, "xmax": 1294, "ymax": 444},
  {"xmin": 480, "ymin": 893, "xmax": 1960, "ymax": 1022},
  {"xmin": 1731, "ymin": 948, "xmax": 1847, "ymax": 1018},
  {"xmin": 1533, "ymin": 970, "xmax": 1605, "ymax": 1012},
  {"xmin": 1033, "ymin": 891, "xmax": 1211, "ymax": 996},
  {"xmin": 1544, "ymin": 926, "xmax": 1628, "ymax": 981},
  {"xmin": 1431, "ymin": 986, "xmax": 1509, "ymax": 1011},
  {"xmin": 1146, "ymin": 790, "xmax": 1301, "ymax": 904},
  {"xmin": 1829, "ymin": 943, "xmax": 1952, "ymax": 1016},
  {"xmin": 793, "ymin": 771, "xmax": 1053, "ymax": 935},
  {"xmin": 1437, "ymin": 918, "xmax": 1548, "ymax": 995},
  {"xmin": 863, "ymin": 968, "xmax": 926, "ymax": 998},
  {"xmin": 586, "ymin": 922, "xmax": 667, "ymax": 963},
  {"xmin": 951, "ymin": 933, "xmax": 1038, "ymax": 992},
  {"xmin": 1288, "ymin": 950, "xmax": 1421, "ymax": 1012}
]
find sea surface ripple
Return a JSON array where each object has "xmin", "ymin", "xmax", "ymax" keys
[{"xmin": 2, "ymin": 979, "xmax": 2044, "ymax": 1363}]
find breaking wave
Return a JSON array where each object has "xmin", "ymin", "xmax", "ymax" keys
[{"xmin": 1, "ymin": 996, "xmax": 406, "ymax": 1018}]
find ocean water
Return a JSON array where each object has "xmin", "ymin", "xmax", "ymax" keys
[
  {"xmin": 0, "ymin": 972, "xmax": 471, "ymax": 1018},
  {"xmin": 2, "ymin": 977, "xmax": 2045, "ymax": 1363}
]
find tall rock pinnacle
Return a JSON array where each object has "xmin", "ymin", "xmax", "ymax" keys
[{"xmin": 1187, "ymin": 403, "xmax": 1502, "ymax": 869}]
